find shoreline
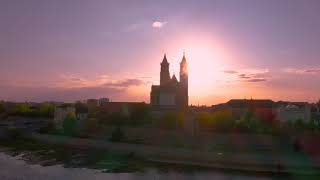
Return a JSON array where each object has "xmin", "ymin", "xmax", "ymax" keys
[{"xmin": 29, "ymin": 133, "xmax": 320, "ymax": 175}]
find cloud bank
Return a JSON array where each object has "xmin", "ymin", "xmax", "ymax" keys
[
  {"xmin": 284, "ymin": 67, "xmax": 320, "ymax": 75},
  {"xmin": 223, "ymin": 68, "xmax": 269, "ymax": 83},
  {"xmin": 0, "ymin": 75, "xmax": 149, "ymax": 102}
]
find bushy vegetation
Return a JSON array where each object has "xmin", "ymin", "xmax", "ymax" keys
[
  {"xmin": 97, "ymin": 104, "xmax": 151, "ymax": 127},
  {"xmin": 236, "ymin": 112, "xmax": 274, "ymax": 133},
  {"xmin": 63, "ymin": 112, "xmax": 77, "ymax": 136},
  {"xmin": 110, "ymin": 126, "xmax": 125, "ymax": 142},
  {"xmin": 195, "ymin": 110, "xmax": 319, "ymax": 134},
  {"xmin": 196, "ymin": 110, "xmax": 235, "ymax": 132},
  {"xmin": 38, "ymin": 121, "xmax": 56, "ymax": 134},
  {"xmin": 0, "ymin": 102, "xmax": 4, "ymax": 114},
  {"xmin": 153, "ymin": 112, "xmax": 184, "ymax": 129},
  {"xmin": 7, "ymin": 127, "xmax": 23, "ymax": 139},
  {"xmin": 9, "ymin": 103, "xmax": 54, "ymax": 118},
  {"xmin": 77, "ymin": 118, "xmax": 101, "ymax": 137}
]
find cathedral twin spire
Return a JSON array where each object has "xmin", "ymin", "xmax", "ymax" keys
[
  {"xmin": 160, "ymin": 53, "xmax": 187, "ymax": 86},
  {"xmin": 153, "ymin": 53, "xmax": 189, "ymax": 109}
]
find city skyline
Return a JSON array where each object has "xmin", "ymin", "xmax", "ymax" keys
[{"xmin": 1, "ymin": 0, "xmax": 320, "ymax": 105}]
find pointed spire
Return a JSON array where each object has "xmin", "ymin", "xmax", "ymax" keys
[
  {"xmin": 161, "ymin": 53, "xmax": 169, "ymax": 65},
  {"xmin": 172, "ymin": 73, "xmax": 178, "ymax": 83},
  {"xmin": 181, "ymin": 52, "xmax": 187, "ymax": 64}
]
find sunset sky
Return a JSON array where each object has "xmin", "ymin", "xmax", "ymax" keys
[{"xmin": 1, "ymin": 0, "xmax": 320, "ymax": 105}]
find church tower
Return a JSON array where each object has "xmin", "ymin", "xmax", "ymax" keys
[
  {"xmin": 160, "ymin": 54, "xmax": 171, "ymax": 85},
  {"xmin": 179, "ymin": 53, "xmax": 188, "ymax": 109}
]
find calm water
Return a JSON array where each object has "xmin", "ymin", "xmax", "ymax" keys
[{"xmin": 0, "ymin": 152, "xmax": 288, "ymax": 180}]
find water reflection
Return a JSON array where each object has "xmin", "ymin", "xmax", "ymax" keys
[{"xmin": 0, "ymin": 152, "xmax": 284, "ymax": 180}]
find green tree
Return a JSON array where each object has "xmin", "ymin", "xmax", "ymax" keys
[
  {"xmin": 238, "ymin": 111, "xmax": 272, "ymax": 133},
  {"xmin": 316, "ymin": 99, "xmax": 320, "ymax": 110},
  {"xmin": 110, "ymin": 126, "xmax": 125, "ymax": 142},
  {"xmin": 130, "ymin": 104, "xmax": 151, "ymax": 126},
  {"xmin": 155, "ymin": 112, "xmax": 184, "ymax": 129},
  {"xmin": 10, "ymin": 103, "xmax": 32, "ymax": 116},
  {"xmin": 78, "ymin": 118, "xmax": 101, "ymax": 136},
  {"xmin": 293, "ymin": 118, "xmax": 305, "ymax": 131},
  {"xmin": 63, "ymin": 112, "xmax": 77, "ymax": 136},
  {"xmin": 196, "ymin": 110, "xmax": 235, "ymax": 131},
  {"xmin": 37, "ymin": 103, "xmax": 55, "ymax": 117},
  {"xmin": 196, "ymin": 112, "xmax": 213, "ymax": 129},
  {"xmin": 0, "ymin": 103, "xmax": 4, "ymax": 114},
  {"xmin": 211, "ymin": 109, "xmax": 235, "ymax": 131}
]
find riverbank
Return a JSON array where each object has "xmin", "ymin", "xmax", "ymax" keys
[
  {"xmin": 0, "ymin": 151, "xmax": 291, "ymax": 180},
  {"xmin": 30, "ymin": 133, "xmax": 320, "ymax": 175}
]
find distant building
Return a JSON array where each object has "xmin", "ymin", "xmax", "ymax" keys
[
  {"xmin": 75, "ymin": 103, "xmax": 88, "ymax": 121},
  {"xmin": 150, "ymin": 54, "xmax": 188, "ymax": 112},
  {"xmin": 87, "ymin": 99, "xmax": 99, "ymax": 107},
  {"xmin": 100, "ymin": 102, "xmax": 146, "ymax": 116},
  {"xmin": 276, "ymin": 102, "xmax": 311, "ymax": 123},
  {"xmin": 189, "ymin": 105, "xmax": 213, "ymax": 113},
  {"xmin": 98, "ymin": 98, "xmax": 110, "ymax": 106},
  {"xmin": 86, "ymin": 99, "xmax": 99, "ymax": 114},
  {"xmin": 53, "ymin": 104, "xmax": 75, "ymax": 128},
  {"xmin": 226, "ymin": 99, "xmax": 276, "ymax": 123}
]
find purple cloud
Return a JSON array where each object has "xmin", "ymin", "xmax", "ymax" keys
[
  {"xmin": 225, "ymin": 69, "xmax": 270, "ymax": 83},
  {"xmin": 238, "ymin": 74, "xmax": 251, "ymax": 79},
  {"xmin": 105, "ymin": 78, "xmax": 145, "ymax": 88},
  {"xmin": 0, "ymin": 77, "xmax": 147, "ymax": 102},
  {"xmin": 284, "ymin": 68, "xmax": 320, "ymax": 75},
  {"xmin": 223, "ymin": 70, "xmax": 238, "ymax": 74},
  {"xmin": 246, "ymin": 78, "xmax": 267, "ymax": 82}
]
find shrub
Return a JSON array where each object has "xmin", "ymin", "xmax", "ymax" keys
[
  {"xmin": 7, "ymin": 127, "xmax": 22, "ymax": 139},
  {"xmin": 63, "ymin": 112, "xmax": 77, "ymax": 136},
  {"xmin": 110, "ymin": 126, "xmax": 125, "ymax": 142},
  {"xmin": 0, "ymin": 103, "xmax": 4, "ymax": 114},
  {"xmin": 211, "ymin": 109, "xmax": 235, "ymax": 131},
  {"xmin": 10, "ymin": 103, "xmax": 32, "ymax": 116},
  {"xmin": 196, "ymin": 110, "xmax": 235, "ymax": 131},
  {"xmin": 38, "ymin": 121, "xmax": 56, "ymax": 134},
  {"xmin": 37, "ymin": 103, "xmax": 55, "ymax": 118},
  {"xmin": 8, "ymin": 103, "xmax": 55, "ymax": 118},
  {"xmin": 130, "ymin": 104, "xmax": 151, "ymax": 126},
  {"xmin": 196, "ymin": 112, "xmax": 213, "ymax": 129},
  {"xmin": 238, "ymin": 112, "xmax": 273, "ymax": 133},
  {"xmin": 78, "ymin": 118, "xmax": 101, "ymax": 136},
  {"xmin": 154, "ymin": 112, "xmax": 184, "ymax": 129}
]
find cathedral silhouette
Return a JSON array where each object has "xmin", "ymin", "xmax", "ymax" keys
[{"xmin": 150, "ymin": 54, "xmax": 188, "ymax": 111}]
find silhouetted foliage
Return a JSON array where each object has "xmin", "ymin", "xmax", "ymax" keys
[
  {"xmin": 9, "ymin": 103, "xmax": 54, "ymax": 118},
  {"xmin": 0, "ymin": 102, "xmax": 4, "ymax": 114},
  {"xmin": 78, "ymin": 118, "xmax": 101, "ymax": 136},
  {"xmin": 10, "ymin": 103, "xmax": 31, "ymax": 115},
  {"xmin": 75, "ymin": 101, "xmax": 88, "ymax": 114},
  {"xmin": 63, "ymin": 112, "xmax": 77, "ymax": 136},
  {"xmin": 196, "ymin": 110, "xmax": 234, "ymax": 132},
  {"xmin": 37, "ymin": 103, "xmax": 55, "ymax": 118},
  {"xmin": 154, "ymin": 112, "xmax": 184, "ymax": 129},
  {"xmin": 237, "ymin": 112, "xmax": 273, "ymax": 133},
  {"xmin": 129, "ymin": 103, "xmax": 151, "ymax": 126},
  {"xmin": 38, "ymin": 121, "xmax": 56, "ymax": 134},
  {"xmin": 97, "ymin": 104, "xmax": 151, "ymax": 127},
  {"xmin": 293, "ymin": 118, "xmax": 307, "ymax": 131},
  {"xmin": 87, "ymin": 102, "xmax": 99, "ymax": 118},
  {"xmin": 317, "ymin": 99, "xmax": 320, "ymax": 110},
  {"xmin": 110, "ymin": 126, "xmax": 125, "ymax": 142},
  {"xmin": 7, "ymin": 127, "xmax": 23, "ymax": 139}
]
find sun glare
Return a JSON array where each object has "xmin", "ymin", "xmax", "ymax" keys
[{"xmin": 169, "ymin": 37, "xmax": 230, "ymax": 100}]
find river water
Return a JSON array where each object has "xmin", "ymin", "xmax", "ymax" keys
[{"xmin": 0, "ymin": 152, "xmax": 288, "ymax": 180}]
